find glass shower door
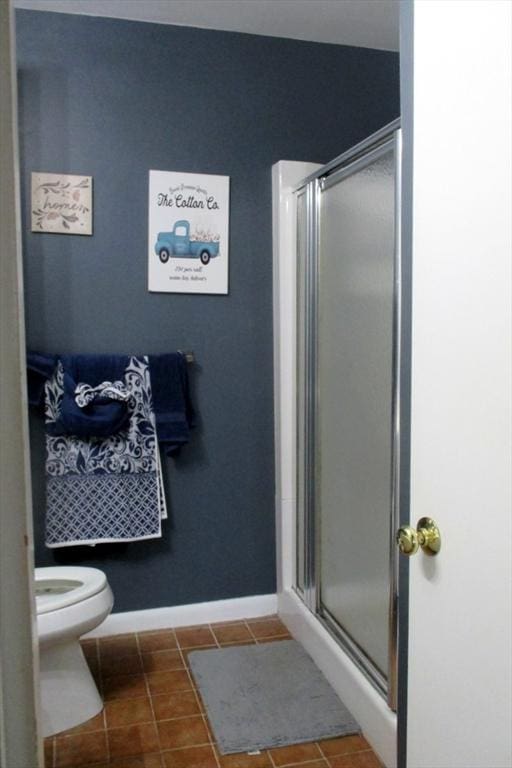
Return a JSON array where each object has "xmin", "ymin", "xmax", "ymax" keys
[
  {"xmin": 295, "ymin": 188, "xmax": 307, "ymax": 595},
  {"xmin": 317, "ymin": 144, "xmax": 396, "ymax": 684}
]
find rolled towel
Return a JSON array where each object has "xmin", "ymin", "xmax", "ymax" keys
[{"xmin": 47, "ymin": 356, "xmax": 131, "ymax": 439}]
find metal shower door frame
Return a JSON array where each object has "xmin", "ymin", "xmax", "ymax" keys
[{"xmin": 294, "ymin": 119, "xmax": 402, "ymax": 710}]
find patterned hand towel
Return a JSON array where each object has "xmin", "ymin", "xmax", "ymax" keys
[{"xmin": 44, "ymin": 356, "xmax": 166, "ymax": 547}]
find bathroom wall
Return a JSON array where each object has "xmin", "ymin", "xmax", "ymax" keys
[{"xmin": 16, "ymin": 9, "xmax": 400, "ymax": 613}]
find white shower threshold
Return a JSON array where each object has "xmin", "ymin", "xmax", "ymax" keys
[{"xmin": 279, "ymin": 588, "xmax": 397, "ymax": 768}]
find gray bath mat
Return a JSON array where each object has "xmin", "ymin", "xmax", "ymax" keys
[{"xmin": 188, "ymin": 640, "xmax": 360, "ymax": 754}]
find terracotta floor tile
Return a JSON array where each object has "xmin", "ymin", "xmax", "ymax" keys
[
  {"xmin": 101, "ymin": 652, "xmax": 144, "ymax": 676},
  {"xmin": 175, "ymin": 627, "xmax": 217, "ymax": 649},
  {"xmin": 143, "ymin": 649, "xmax": 185, "ymax": 672},
  {"xmin": 318, "ymin": 737, "xmax": 370, "ymax": 758},
  {"xmin": 282, "ymin": 761, "xmax": 328, "ymax": 768},
  {"xmin": 99, "ymin": 633, "xmax": 139, "ymax": 658},
  {"xmin": 162, "ymin": 744, "xmax": 217, "ymax": 768},
  {"xmin": 80, "ymin": 639, "xmax": 98, "ymax": 661},
  {"xmin": 109, "ymin": 755, "xmax": 164, "ymax": 768},
  {"xmin": 56, "ymin": 712, "xmax": 105, "ymax": 738},
  {"xmin": 105, "ymin": 696, "xmax": 154, "ymax": 728},
  {"xmin": 111, "ymin": 755, "xmax": 163, "ymax": 768},
  {"xmin": 210, "ymin": 623, "xmax": 253, "ymax": 644},
  {"xmin": 328, "ymin": 753, "xmax": 382, "ymax": 768},
  {"xmin": 44, "ymin": 737, "xmax": 54, "ymax": 768},
  {"xmin": 246, "ymin": 618, "xmax": 289, "ymax": 639},
  {"xmin": 84, "ymin": 657, "xmax": 100, "ymax": 679},
  {"xmin": 255, "ymin": 636, "xmax": 292, "ymax": 644},
  {"xmin": 269, "ymin": 743, "xmax": 322, "ymax": 766},
  {"xmin": 103, "ymin": 672, "xmax": 148, "ymax": 700},
  {"xmin": 108, "ymin": 722, "xmax": 160, "ymax": 759},
  {"xmin": 90, "ymin": 671, "xmax": 103, "ymax": 697},
  {"xmin": 179, "ymin": 649, "xmax": 195, "ymax": 669},
  {"xmin": 157, "ymin": 716, "xmax": 210, "ymax": 750},
  {"xmin": 202, "ymin": 718, "xmax": 215, "ymax": 743},
  {"xmin": 73, "ymin": 763, "xmax": 110, "ymax": 768},
  {"xmin": 152, "ymin": 691, "xmax": 202, "ymax": 720},
  {"xmin": 215, "ymin": 748, "xmax": 272, "ymax": 768},
  {"xmin": 208, "ymin": 619, "xmax": 245, "ymax": 627},
  {"xmin": 138, "ymin": 630, "xmax": 178, "ymax": 653},
  {"xmin": 146, "ymin": 669, "xmax": 194, "ymax": 696},
  {"xmin": 54, "ymin": 731, "xmax": 108, "ymax": 768}
]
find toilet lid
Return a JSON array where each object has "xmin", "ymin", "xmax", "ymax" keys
[{"xmin": 35, "ymin": 566, "xmax": 108, "ymax": 614}]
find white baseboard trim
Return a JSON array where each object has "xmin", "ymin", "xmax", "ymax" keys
[
  {"xmin": 85, "ymin": 593, "xmax": 277, "ymax": 638},
  {"xmin": 278, "ymin": 588, "xmax": 396, "ymax": 768}
]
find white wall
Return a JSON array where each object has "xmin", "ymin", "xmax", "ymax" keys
[{"xmin": 406, "ymin": 1, "xmax": 512, "ymax": 766}]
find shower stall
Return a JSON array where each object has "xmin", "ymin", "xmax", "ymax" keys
[{"xmin": 273, "ymin": 119, "xmax": 401, "ymax": 768}]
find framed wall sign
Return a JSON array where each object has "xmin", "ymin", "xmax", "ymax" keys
[
  {"xmin": 148, "ymin": 170, "xmax": 230, "ymax": 294},
  {"xmin": 31, "ymin": 172, "xmax": 92, "ymax": 235}
]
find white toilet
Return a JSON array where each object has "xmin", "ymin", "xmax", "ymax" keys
[{"xmin": 35, "ymin": 566, "xmax": 113, "ymax": 737}]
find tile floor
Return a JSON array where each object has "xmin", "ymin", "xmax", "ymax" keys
[{"xmin": 44, "ymin": 616, "xmax": 383, "ymax": 768}]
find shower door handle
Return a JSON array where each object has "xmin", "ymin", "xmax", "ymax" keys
[{"xmin": 396, "ymin": 517, "xmax": 441, "ymax": 556}]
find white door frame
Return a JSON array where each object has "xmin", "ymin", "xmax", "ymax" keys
[{"xmin": 0, "ymin": 3, "xmax": 42, "ymax": 766}]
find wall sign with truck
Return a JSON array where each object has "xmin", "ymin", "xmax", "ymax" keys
[
  {"xmin": 155, "ymin": 220, "xmax": 219, "ymax": 266},
  {"xmin": 148, "ymin": 170, "xmax": 229, "ymax": 295}
]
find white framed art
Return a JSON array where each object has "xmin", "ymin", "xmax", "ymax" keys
[
  {"xmin": 31, "ymin": 172, "xmax": 92, "ymax": 235},
  {"xmin": 148, "ymin": 170, "xmax": 230, "ymax": 294}
]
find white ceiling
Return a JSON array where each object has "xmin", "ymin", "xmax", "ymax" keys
[{"xmin": 13, "ymin": 0, "xmax": 400, "ymax": 51}]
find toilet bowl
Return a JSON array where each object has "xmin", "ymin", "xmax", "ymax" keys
[{"xmin": 35, "ymin": 566, "xmax": 113, "ymax": 737}]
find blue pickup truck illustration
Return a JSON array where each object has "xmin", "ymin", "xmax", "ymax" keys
[{"xmin": 154, "ymin": 220, "xmax": 220, "ymax": 265}]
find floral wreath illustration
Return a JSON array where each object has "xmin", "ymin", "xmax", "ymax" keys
[{"xmin": 32, "ymin": 178, "xmax": 90, "ymax": 230}]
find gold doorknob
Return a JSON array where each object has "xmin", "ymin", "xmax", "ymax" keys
[{"xmin": 396, "ymin": 517, "xmax": 441, "ymax": 556}]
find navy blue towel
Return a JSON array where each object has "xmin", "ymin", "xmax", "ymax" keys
[
  {"xmin": 149, "ymin": 353, "xmax": 195, "ymax": 455},
  {"xmin": 26, "ymin": 351, "xmax": 57, "ymax": 408},
  {"xmin": 28, "ymin": 353, "xmax": 132, "ymax": 438},
  {"xmin": 27, "ymin": 351, "xmax": 194, "ymax": 450},
  {"xmin": 54, "ymin": 355, "xmax": 131, "ymax": 439}
]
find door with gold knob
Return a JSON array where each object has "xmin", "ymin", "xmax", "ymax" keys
[{"xmin": 400, "ymin": 3, "xmax": 512, "ymax": 767}]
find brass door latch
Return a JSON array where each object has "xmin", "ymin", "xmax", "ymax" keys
[{"xmin": 396, "ymin": 517, "xmax": 441, "ymax": 556}]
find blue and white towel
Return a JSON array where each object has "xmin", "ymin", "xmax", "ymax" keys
[{"xmin": 44, "ymin": 356, "xmax": 167, "ymax": 547}]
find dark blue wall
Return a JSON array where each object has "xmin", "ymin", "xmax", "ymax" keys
[{"xmin": 16, "ymin": 10, "xmax": 400, "ymax": 613}]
